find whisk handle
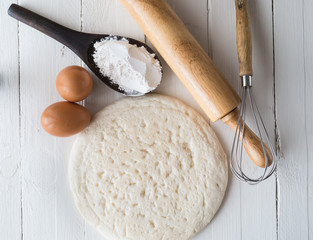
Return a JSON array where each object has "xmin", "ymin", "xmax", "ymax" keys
[
  {"xmin": 222, "ymin": 108, "xmax": 273, "ymax": 168},
  {"xmin": 235, "ymin": 0, "xmax": 253, "ymax": 76}
]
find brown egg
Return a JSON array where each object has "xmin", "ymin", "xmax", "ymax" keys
[
  {"xmin": 56, "ymin": 66, "xmax": 93, "ymax": 102},
  {"xmin": 41, "ymin": 101, "xmax": 91, "ymax": 137}
]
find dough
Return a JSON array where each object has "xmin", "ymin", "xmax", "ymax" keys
[{"xmin": 69, "ymin": 94, "xmax": 228, "ymax": 240}]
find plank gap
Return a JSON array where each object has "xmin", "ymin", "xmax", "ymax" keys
[
  {"xmin": 17, "ymin": 0, "xmax": 24, "ymax": 238},
  {"xmin": 302, "ymin": 0, "xmax": 310, "ymax": 237},
  {"xmin": 271, "ymin": 0, "xmax": 279, "ymax": 238}
]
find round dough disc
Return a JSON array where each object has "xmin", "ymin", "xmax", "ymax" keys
[{"xmin": 69, "ymin": 94, "xmax": 228, "ymax": 240}]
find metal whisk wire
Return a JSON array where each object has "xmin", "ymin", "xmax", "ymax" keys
[{"xmin": 230, "ymin": 78, "xmax": 277, "ymax": 185}]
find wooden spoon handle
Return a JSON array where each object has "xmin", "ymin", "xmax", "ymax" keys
[
  {"xmin": 222, "ymin": 108, "xmax": 273, "ymax": 167},
  {"xmin": 235, "ymin": 0, "xmax": 253, "ymax": 76}
]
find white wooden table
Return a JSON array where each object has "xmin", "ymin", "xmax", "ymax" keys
[{"xmin": 1, "ymin": 0, "xmax": 312, "ymax": 239}]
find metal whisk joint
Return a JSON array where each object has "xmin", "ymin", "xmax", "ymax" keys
[{"xmin": 242, "ymin": 75, "xmax": 252, "ymax": 87}]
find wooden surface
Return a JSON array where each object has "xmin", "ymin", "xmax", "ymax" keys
[{"xmin": 0, "ymin": 0, "xmax": 312, "ymax": 239}]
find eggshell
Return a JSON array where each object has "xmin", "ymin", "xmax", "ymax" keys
[
  {"xmin": 56, "ymin": 66, "xmax": 93, "ymax": 102},
  {"xmin": 41, "ymin": 101, "xmax": 91, "ymax": 137}
]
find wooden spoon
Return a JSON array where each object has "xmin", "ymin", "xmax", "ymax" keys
[{"xmin": 8, "ymin": 4, "xmax": 162, "ymax": 96}]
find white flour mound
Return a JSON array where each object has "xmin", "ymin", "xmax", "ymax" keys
[
  {"xmin": 93, "ymin": 37, "xmax": 162, "ymax": 95},
  {"xmin": 69, "ymin": 94, "xmax": 228, "ymax": 240}
]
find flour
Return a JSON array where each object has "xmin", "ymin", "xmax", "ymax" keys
[{"xmin": 93, "ymin": 37, "xmax": 162, "ymax": 95}]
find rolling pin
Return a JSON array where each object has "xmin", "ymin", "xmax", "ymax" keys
[{"xmin": 120, "ymin": 0, "xmax": 272, "ymax": 167}]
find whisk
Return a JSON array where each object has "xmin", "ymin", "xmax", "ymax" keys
[{"xmin": 230, "ymin": 0, "xmax": 277, "ymax": 184}]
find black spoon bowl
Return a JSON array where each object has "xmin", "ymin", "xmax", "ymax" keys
[{"xmin": 8, "ymin": 4, "xmax": 162, "ymax": 96}]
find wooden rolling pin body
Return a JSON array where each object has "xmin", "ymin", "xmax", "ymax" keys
[
  {"xmin": 120, "ymin": 0, "xmax": 272, "ymax": 167},
  {"xmin": 120, "ymin": 0, "xmax": 240, "ymax": 122}
]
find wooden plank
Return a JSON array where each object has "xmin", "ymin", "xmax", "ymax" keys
[
  {"xmin": 154, "ymin": 0, "xmax": 244, "ymax": 239},
  {"xmin": 209, "ymin": 0, "xmax": 277, "ymax": 239},
  {"xmin": 240, "ymin": 1, "xmax": 276, "ymax": 239},
  {"xmin": 19, "ymin": 0, "xmax": 84, "ymax": 239},
  {"xmin": 304, "ymin": 1, "xmax": 313, "ymax": 238},
  {"xmin": 206, "ymin": 1, "xmax": 241, "ymax": 239},
  {"xmin": 81, "ymin": 0, "xmax": 144, "ymax": 238},
  {"xmin": 161, "ymin": 2, "xmax": 213, "ymax": 239},
  {"xmin": 154, "ymin": 0, "xmax": 243, "ymax": 239},
  {"xmin": 0, "ymin": 1, "xmax": 21, "ymax": 240},
  {"xmin": 275, "ymin": 0, "xmax": 309, "ymax": 239}
]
